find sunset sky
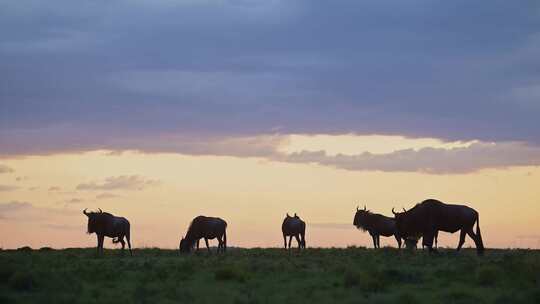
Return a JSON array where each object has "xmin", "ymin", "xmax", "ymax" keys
[{"xmin": 1, "ymin": 1, "xmax": 539, "ymax": 250}]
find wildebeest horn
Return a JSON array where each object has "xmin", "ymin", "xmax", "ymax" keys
[
  {"xmin": 356, "ymin": 205, "xmax": 359, "ymax": 211},
  {"xmin": 98, "ymin": 208, "xmax": 102, "ymax": 213},
  {"xmin": 286, "ymin": 213, "xmax": 290, "ymax": 217},
  {"xmin": 392, "ymin": 208, "xmax": 397, "ymax": 215},
  {"xmin": 83, "ymin": 208, "xmax": 89, "ymax": 216},
  {"xmin": 363, "ymin": 205, "xmax": 367, "ymax": 211},
  {"xmin": 402, "ymin": 207, "xmax": 407, "ymax": 213}
]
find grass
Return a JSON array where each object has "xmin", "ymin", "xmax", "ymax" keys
[{"xmin": 0, "ymin": 247, "xmax": 539, "ymax": 303}]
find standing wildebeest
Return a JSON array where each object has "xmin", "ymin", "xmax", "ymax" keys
[
  {"xmin": 179, "ymin": 216, "xmax": 227, "ymax": 254},
  {"xmin": 392, "ymin": 199, "xmax": 484, "ymax": 255},
  {"xmin": 83, "ymin": 208, "xmax": 132, "ymax": 256},
  {"xmin": 282, "ymin": 213, "xmax": 306, "ymax": 249},
  {"xmin": 353, "ymin": 205, "xmax": 402, "ymax": 249}
]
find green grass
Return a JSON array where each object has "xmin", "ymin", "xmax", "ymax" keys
[{"xmin": 0, "ymin": 247, "xmax": 539, "ymax": 303}]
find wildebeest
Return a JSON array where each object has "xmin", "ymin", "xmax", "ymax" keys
[
  {"xmin": 282, "ymin": 213, "xmax": 306, "ymax": 249},
  {"xmin": 179, "ymin": 216, "xmax": 227, "ymax": 254},
  {"xmin": 353, "ymin": 205, "xmax": 402, "ymax": 249},
  {"xmin": 392, "ymin": 199, "xmax": 484, "ymax": 255},
  {"xmin": 83, "ymin": 208, "xmax": 132, "ymax": 255}
]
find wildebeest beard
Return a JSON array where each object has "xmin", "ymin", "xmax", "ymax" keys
[
  {"xmin": 85, "ymin": 212, "xmax": 114, "ymax": 234},
  {"xmin": 353, "ymin": 211, "xmax": 374, "ymax": 232}
]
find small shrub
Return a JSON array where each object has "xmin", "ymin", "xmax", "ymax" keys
[
  {"xmin": 16, "ymin": 246, "xmax": 32, "ymax": 252},
  {"xmin": 8, "ymin": 271, "xmax": 36, "ymax": 291}
]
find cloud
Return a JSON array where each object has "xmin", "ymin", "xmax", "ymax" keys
[
  {"xmin": 76, "ymin": 175, "xmax": 160, "ymax": 191},
  {"xmin": 0, "ymin": 201, "xmax": 31, "ymax": 218},
  {"xmin": 0, "ymin": 0, "xmax": 539, "ymax": 160},
  {"xmin": 282, "ymin": 142, "xmax": 540, "ymax": 174},
  {"xmin": 0, "ymin": 184, "xmax": 19, "ymax": 191},
  {"xmin": 309, "ymin": 223, "xmax": 353, "ymax": 230},
  {"xmin": 0, "ymin": 201, "xmax": 78, "ymax": 221},
  {"xmin": 65, "ymin": 198, "xmax": 84, "ymax": 204},
  {"xmin": 96, "ymin": 193, "xmax": 121, "ymax": 200},
  {"xmin": 48, "ymin": 186, "xmax": 61, "ymax": 191},
  {"xmin": 41, "ymin": 223, "xmax": 80, "ymax": 231},
  {"xmin": 16, "ymin": 176, "xmax": 29, "ymax": 182},
  {"xmin": 0, "ymin": 164, "xmax": 14, "ymax": 173}
]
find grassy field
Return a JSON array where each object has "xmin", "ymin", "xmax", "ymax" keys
[{"xmin": 1, "ymin": 247, "xmax": 539, "ymax": 304}]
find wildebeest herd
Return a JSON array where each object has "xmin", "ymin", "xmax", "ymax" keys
[{"xmin": 83, "ymin": 198, "xmax": 484, "ymax": 256}]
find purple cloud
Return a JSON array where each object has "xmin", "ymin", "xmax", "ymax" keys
[{"xmin": 76, "ymin": 175, "xmax": 160, "ymax": 191}]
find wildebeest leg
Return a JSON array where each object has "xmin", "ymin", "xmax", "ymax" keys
[
  {"xmin": 300, "ymin": 232, "xmax": 306, "ymax": 248},
  {"xmin": 371, "ymin": 234, "xmax": 377, "ymax": 249},
  {"xmin": 422, "ymin": 232, "xmax": 435, "ymax": 253},
  {"xmin": 434, "ymin": 231, "xmax": 439, "ymax": 248},
  {"xmin": 395, "ymin": 235, "xmax": 402, "ymax": 249},
  {"xmin": 196, "ymin": 239, "xmax": 200, "ymax": 251},
  {"xmin": 457, "ymin": 229, "xmax": 467, "ymax": 251},
  {"xmin": 376, "ymin": 235, "xmax": 381, "ymax": 249},
  {"xmin": 97, "ymin": 234, "xmax": 104, "ymax": 255},
  {"xmin": 126, "ymin": 232, "xmax": 132, "ymax": 256},
  {"xmin": 120, "ymin": 237, "xmax": 126, "ymax": 254},
  {"xmin": 283, "ymin": 234, "xmax": 287, "ymax": 249},
  {"xmin": 216, "ymin": 236, "xmax": 223, "ymax": 253},
  {"xmin": 294, "ymin": 234, "xmax": 301, "ymax": 250},
  {"xmin": 205, "ymin": 238, "xmax": 211, "ymax": 253},
  {"xmin": 288, "ymin": 236, "xmax": 293, "ymax": 249},
  {"xmin": 466, "ymin": 229, "xmax": 483, "ymax": 254},
  {"xmin": 223, "ymin": 230, "xmax": 227, "ymax": 252}
]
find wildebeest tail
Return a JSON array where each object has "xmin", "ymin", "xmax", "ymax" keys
[
  {"xmin": 476, "ymin": 214, "xmax": 485, "ymax": 253},
  {"xmin": 112, "ymin": 237, "xmax": 121, "ymax": 243}
]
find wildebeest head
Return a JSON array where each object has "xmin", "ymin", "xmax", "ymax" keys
[
  {"xmin": 353, "ymin": 205, "xmax": 369, "ymax": 230},
  {"xmin": 392, "ymin": 207, "xmax": 409, "ymax": 237},
  {"xmin": 83, "ymin": 208, "xmax": 103, "ymax": 234},
  {"xmin": 179, "ymin": 237, "xmax": 191, "ymax": 253}
]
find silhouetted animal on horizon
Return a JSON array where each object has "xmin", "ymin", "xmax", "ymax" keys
[
  {"xmin": 393, "ymin": 199, "xmax": 484, "ymax": 255},
  {"xmin": 282, "ymin": 213, "xmax": 306, "ymax": 249},
  {"xmin": 353, "ymin": 205, "xmax": 403, "ymax": 249},
  {"xmin": 83, "ymin": 208, "xmax": 132, "ymax": 256},
  {"xmin": 179, "ymin": 216, "xmax": 227, "ymax": 254}
]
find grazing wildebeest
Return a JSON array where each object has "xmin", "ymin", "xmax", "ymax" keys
[
  {"xmin": 179, "ymin": 216, "xmax": 227, "ymax": 254},
  {"xmin": 282, "ymin": 213, "xmax": 306, "ymax": 249},
  {"xmin": 406, "ymin": 231, "xmax": 439, "ymax": 250},
  {"xmin": 392, "ymin": 199, "xmax": 484, "ymax": 255},
  {"xmin": 83, "ymin": 208, "xmax": 132, "ymax": 256},
  {"xmin": 353, "ymin": 205, "xmax": 402, "ymax": 249}
]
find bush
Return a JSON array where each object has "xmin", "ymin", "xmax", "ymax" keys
[{"xmin": 8, "ymin": 271, "xmax": 36, "ymax": 291}]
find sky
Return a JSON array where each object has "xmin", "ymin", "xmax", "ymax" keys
[{"xmin": 1, "ymin": 0, "xmax": 540, "ymax": 249}]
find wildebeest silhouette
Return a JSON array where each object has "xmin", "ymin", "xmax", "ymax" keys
[
  {"xmin": 281, "ymin": 213, "xmax": 306, "ymax": 249},
  {"xmin": 353, "ymin": 205, "xmax": 403, "ymax": 248},
  {"xmin": 179, "ymin": 216, "xmax": 227, "ymax": 254},
  {"xmin": 393, "ymin": 199, "xmax": 484, "ymax": 255},
  {"xmin": 83, "ymin": 208, "xmax": 132, "ymax": 255}
]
